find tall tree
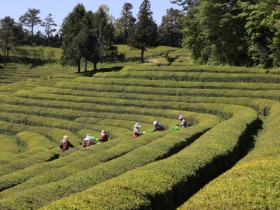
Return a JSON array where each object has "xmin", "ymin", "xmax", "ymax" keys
[
  {"xmin": 128, "ymin": 0, "xmax": 158, "ymax": 63},
  {"xmin": 19, "ymin": 8, "xmax": 42, "ymax": 46},
  {"xmin": 158, "ymin": 8, "xmax": 184, "ymax": 47},
  {"xmin": 183, "ymin": 0, "xmax": 249, "ymax": 65},
  {"xmin": 94, "ymin": 5, "xmax": 115, "ymax": 45},
  {"xmin": 239, "ymin": 0, "xmax": 280, "ymax": 67},
  {"xmin": 170, "ymin": 0, "xmax": 200, "ymax": 11},
  {"xmin": 0, "ymin": 16, "xmax": 23, "ymax": 65},
  {"xmin": 42, "ymin": 13, "xmax": 57, "ymax": 46},
  {"xmin": 77, "ymin": 11, "xmax": 100, "ymax": 71},
  {"xmin": 175, "ymin": 0, "xmax": 280, "ymax": 67},
  {"xmin": 115, "ymin": 3, "xmax": 136, "ymax": 44},
  {"xmin": 90, "ymin": 5, "xmax": 119, "ymax": 70},
  {"xmin": 61, "ymin": 4, "xmax": 119, "ymax": 72},
  {"xmin": 61, "ymin": 3, "xmax": 86, "ymax": 72},
  {"xmin": 272, "ymin": 2, "xmax": 280, "ymax": 67}
]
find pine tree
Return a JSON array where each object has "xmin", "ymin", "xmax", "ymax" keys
[
  {"xmin": 61, "ymin": 3, "xmax": 86, "ymax": 72},
  {"xmin": 128, "ymin": 0, "xmax": 158, "ymax": 63},
  {"xmin": 19, "ymin": 8, "xmax": 42, "ymax": 46},
  {"xmin": 0, "ymin": 16, "xmax": 23, "ymax": 65},
  {"xmin": 42, "ymin": 14, "xmax": 57, "ymax": 46},
  {"xmin": 158, "ymin": 8, "xmax": 184, "ymax": 47},
  {"xmin": 115, "ymin": 3, "xmax": 136, "ymax": 44}
]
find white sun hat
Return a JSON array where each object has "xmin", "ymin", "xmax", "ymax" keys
[
  {"xmin": 83, "ymin": 134, "xmax": 91, "ymax": 141},
  {"xmin": 134, "ymin": 123, "xmax": 141, "ymax": 128}
]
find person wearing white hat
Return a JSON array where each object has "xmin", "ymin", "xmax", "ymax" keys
[
  {"xmin": 100, "ymin": 130, "xmax": 109, "ymax": 142},
  {"xmin": 177, "ymin": 114, "xmax": 187, "ymax": 128},
  {"xmin": 153, "ymin": 121, "xmax": 165, "ymax": 131},
  {"xmin": 132, "ymin": 123, "xmax": 142, "ymax": 138},
  {"xmin": 83, "ymin": 134, "xmax": 94, "ymax": 147},
  {"xmin": 59, "ymin": 135, "xmax": 74, "ymax": 153}
]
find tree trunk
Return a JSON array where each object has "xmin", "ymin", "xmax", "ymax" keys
[
  {"xmin": 3, "ymin": 49, "xmax": 6, "ymax": 66},
  {"xmin": 77, "ymin": 59, "xmax": 81, "ymax": 73},
  {"xmin": 6, "ymin": 48, "xmax": 10, "ymax": 63},
  {"xmin": 93, "ymin": 62, "xmax": 97, "ymax": 72},
  {"xmin": 2, "ymin": 46, "xmax": 9, "ymax": 65},
  {"xmin": 31, "ymin": 25, "xmax": 34, "ymax": 46},
  {"xmin": 84, "ymin": 60, "xmax": 87, "ymax": 72},
  {"xmin": 141, "ymin": 45, "xmax": 144, "ymax": 63}
]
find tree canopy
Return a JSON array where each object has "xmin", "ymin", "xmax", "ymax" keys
[
  {"xmin": 42, "ymin": 13, "xmax": 57, "ymax": 46},
  {"xmin": 19, "ymin": 8, "xmax": 42, "ymax": 46},
  {"xmin": 177, "ymin": 0, "xmax": 280, "ymax": 67},
  {"xmin": 115, "ymin": 3, "xmax": 136, "ymax": 44},
  {"xmin": 158, "ymin": 8, "xmax": 184, "ymax": 47},
  {"xmin": 128, "ymin": 0, "xmax": 158, "ymax": 63},
  {"xmin": 61, "ymin": 4, "xmax": 119, "ymax": 72},
  {"xmin": 61, "ymin": 3, "xmax": 86, "ymax": 72},
  {"xmin": 0, "ymin": 16, "xmax": 24, "ymax": 65},
  {"xmin": 0, "ymin": 1, "xmax": 279, "ymax": 68}
]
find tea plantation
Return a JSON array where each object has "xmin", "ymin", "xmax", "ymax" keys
[{"xmin": 0, "ymin": 48, "xmax": 279, "ymax": 209}]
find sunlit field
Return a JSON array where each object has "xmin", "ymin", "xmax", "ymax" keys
[{"xmin": 0, "ymin": 46, "xmax": 279, "ymax": 209}]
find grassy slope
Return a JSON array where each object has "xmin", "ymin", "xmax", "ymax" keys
[{"xmin": 0, "ymin": 46, "xmax": 279, "ymax": 209}]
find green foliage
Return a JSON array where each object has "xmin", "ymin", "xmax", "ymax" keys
[
  {"xmin": 127, "ymin": 0, "xmax": 158, "ymax": 63},
  {"xmin": 114, "ymin": 3, "xmax": 136, "ymax": 45},
  {"xmin": 178, "ymin": 103, "xmax": 280, "ymax": 210},
  {"xmin": 0, "ymin": 16, "xmax": 24, "ymax": 65},
  {"xmin": 19, "ymin": 8, "xmax": 42, "ymax": 46},
  {"xmin": 40, "ymin": 106, "xmax": 261, "ymax": 210},
  {"xmin": 158, "ymin": 8, "xmax": 184, "ymax": 47},
  {"xmin": 61, "ymin": 3, "xmax": 86, "ymax": 72},
  {"xmin": 0, "ymin": 135, "xmax": 20, "ymax": 164},
  {"xmin": 240, "ymin": 0, "xmax": 280, "ymax": 68},
  {"xmin": 182, "ymin": 0, "xmax": 280, "ymax": 68},
  {"xmin": 61, "ymin": 4, "xmax": 119, "ymax": 72},
  {"xmin": 0, "ymin": 51, "xmax": 279, "ymax": 209},
  {"xmin": 1, "ymin": 119, "xmax": 218, "ymax": 209}
]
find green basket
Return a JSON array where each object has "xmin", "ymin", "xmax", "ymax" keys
[
  {"xmin": 91, "ymin": 136, "xmax": 100, "ymax": 141},
  {"xmin": 171, "ymin": 126, "xmax": 179, "ymax": 130}
]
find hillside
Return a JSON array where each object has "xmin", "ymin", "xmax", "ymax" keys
[{"xmin": 0, "ymin": 47, "xmax": 279, "ymax": 209}]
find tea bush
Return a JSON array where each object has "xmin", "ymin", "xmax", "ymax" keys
[
  {"xmin": 0, "ymin": 52, "xmax": 279, "ymax": 209},
  {"xmin": 178, "ymin": 103, "xmax": 280, "ymax": 210},
  {"xmin": 39, "ymin": 106, "xmax": 261, "ymax": 210}
]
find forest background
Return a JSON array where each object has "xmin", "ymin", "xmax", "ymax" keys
[{"xmin": 0, "ymin": 0, "xmax": 279, "ymax": 69}]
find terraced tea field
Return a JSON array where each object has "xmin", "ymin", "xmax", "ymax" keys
[{"xmin": 0, "ymin": 59, "xmax": 279, "ymax": 209}]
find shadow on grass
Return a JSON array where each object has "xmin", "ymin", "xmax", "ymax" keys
[{"xmin": 78, "ymin": 66, "xmax": 124, "ymax": 77}]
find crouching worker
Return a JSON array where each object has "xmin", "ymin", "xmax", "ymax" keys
[
  {"xmin": 153, "ymin": 121, "xmax": 165, "ymax": 131},
  {"xmin": 132, "ymin": 123, "xmax": 143, "ymax": 138},
  {"xmin": 60, "ymin": 135, "xmax": 74, "ymax": 153},
  {"xmin": 100, "ymin": 130, "xmax": 109, "ymax": 142},
  {"xmin": 83, "ymin": 134, "xmax": 95, "ymax": 147},
  {"xmin": 177, "ymin": 114, "xmax": 187, "ymax": 128}
]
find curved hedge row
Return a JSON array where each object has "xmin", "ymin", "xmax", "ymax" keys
[
  {"xmin": 39, "ymin": 104, "xmax": 261, "ymax": 210},
  {"xmin": 0, "ymin": 136, "xmax": 120, "ymax": 192},
  {"xmin": 51, "ymin": 81, "xmax": 280, "ymax": 100},
  {"xmin": 178, "ymin": 103, "xmax": 280, "ymax": 209},
  {"xmin": 93, "ymin": 71, "xmax": 280, "ymax": 83},
  {"xmin": 0, "ymin": 58, "xmax": 279, "ymax": 209},
  {"xmin": 121, "ymin": 65, "xmax": 268, "ymax": 74},
  {"xmin": 0, "ymin": 118, "xmax": 218, "ymax": 209},
  {"xmin": 0, "ymin": 111, "xmax": 219, "ymax": 193},
  {"xmin": 74, "ymin": 77, "xmax": 280, "ymax": 90},
  {"xmin": 0, "ymin": 135, "xmax": 19, "ymax": 164},
  {"xmin": 27, "ymin": 85, "xmax": 277, "ymax": 115}
]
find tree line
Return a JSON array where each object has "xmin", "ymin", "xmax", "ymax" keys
[
  {"xmin": 172, "ymin": 0, "xmax": 280, "ymax": 68},
  {"xmin": 0, "ymin": 0, "xmax": 184, "ymax": 68},
  {"xmin": 1, "ymin": 0, "xmax": 279, "ymax": 69}
]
